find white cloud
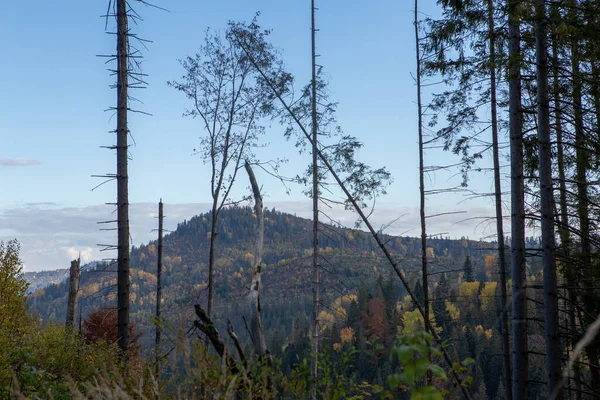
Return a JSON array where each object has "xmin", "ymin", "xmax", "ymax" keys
[
  {"xmin": 65, "ymin": 246, "xmax": 95, "ymax": 263},
  {"xmin": 0, "ymin": 158, "xmax": 40, "ymax": 167},
  {"xmin": 1, "ymin": 201, "xmax": 500, "ymax": 272}
]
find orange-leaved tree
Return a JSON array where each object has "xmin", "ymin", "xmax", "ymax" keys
[{"xmin": 82, "ymin": 308, "xmax": 141, "ymax": 357}]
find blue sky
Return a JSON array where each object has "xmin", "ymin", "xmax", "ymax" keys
[{"xmin": 0, "ymin": 1, "xmax": 503, "ymax": 271}]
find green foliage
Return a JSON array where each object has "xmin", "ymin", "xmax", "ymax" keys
[
  {"xmin": 388, "ymin": 332, "xmax": 446, "ymax": 398},
  {"xmin": 0, "ymin": 240, "xmax": 33, "ymax": 387},
  {"xmin": 4, "ymin": 322, "xmax": 152, "ymax": 399},
  {"xmin": 387, "ymin": 332, "xmax": 473, "ymax": 399},
  {"xmin": 462, "ymin": 256, "xmax": 474, "ymax": 283}
]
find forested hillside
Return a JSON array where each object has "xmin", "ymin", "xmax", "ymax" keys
[
  {"xmin": 23, "ymin": 269, "xmax": 68, "ymax": 293},
  {"xmin": 30, "ymin": 207, "xmax": 498, "ymax": 345}
]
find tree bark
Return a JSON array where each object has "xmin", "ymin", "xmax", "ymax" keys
[
  {"xmin": 194, "ymin": 305, "xmax": 238, "ymax": 374},
  {"xmin": 116, "ymin": 0, "xmax": 131, "ymax": 365},
  {"xmin": 487, "ymin": 1, "xmax": 512, "ymax": 396},
  {"xmin": 207, "ymin": 203, "xmax": 218, "ymax": 319},
  {"xmin": 508, "ymin": 0, "xmax": 527, "ymax": 397},
  {"xmin": 551, "ymin": 21, "xmax": 581, "ymax": 398},
  {"xmin": 310, "ymin": 1, "xmax": 320, "ymax": 397},
  {"xmin": 66, "ymin": 258, "xmax": 80, "ymax": 330},
  {"xmin": 155, "ymin": 200, "xmax": 163, "ymax": 379},
  {"xmin": 414, "ymin": 0, "xmax": 430, "ymax": 342},
  {"xmin": 244, "ymin": 162, "xmax": 270, "ymax": 363},
  {"xmin": 535, "ymin": 0, "xmax": 562, "ymax": 396}
]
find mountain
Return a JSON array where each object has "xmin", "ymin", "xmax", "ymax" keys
[
  {"xmin": 28, "ymin": 206, "xmax": 497, "ymax": 352},
  {"xmin": 24, "ymin": 269, "xmax": 69, "ymax": 294}
]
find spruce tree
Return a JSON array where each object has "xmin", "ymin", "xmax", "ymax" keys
[{"xmin": 463, "ymin": 256, "xmax": 475, "ymax": 282}]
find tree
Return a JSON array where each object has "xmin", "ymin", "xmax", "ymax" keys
[
  {"xmin": 507, "ymin": 0, "xmax": 528, "ymax": 396},
  {"xmin": 485, "ymin": 1, "xmax": 512, "ymax": 394},
  {"xmin": 169, "ymin": 28, "xmax": 272, "ymax": 319},
  {"xmin": 414, "ymin": 0, "xmax": 430, "ymax": 343},
  {"xmin": 414, "ymin": 279, "xmax": 425, "ymax": 306},
  {"xmin": 245, "ymin": 161, "xmax": 270, "ymax": 363},
  {"xmin": 463, "ymin": 256, "xmax": 474, "ymax": 283},
  {"xmin": 82, "ymin": 308, "xmax": 141, "ymax": 357},
  {"xmin": 155, "ymin": 200, "xmax": 164, "ymax": 378},
  {"xmin": 0, "ymin": 240, "xmax": 31, "ymax": 381},
  {"xmin": 422, "ymin": 0, "xmax": 513, "ymax": 393},
  {"xmin": 310, "ymin": 2, "xmax": 320, "ymax": 396},
  {"xmin": 534, "ymin": 0, "xmax": 562, "ymax": 395},
  {"xmin": 114, "ymin": 0, "xmax": 131, "ymax": 365}
]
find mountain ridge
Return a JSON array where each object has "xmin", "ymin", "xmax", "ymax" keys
[{"xmin": 28, "ymin": 206, "xmax": 497, "ymax": 350}]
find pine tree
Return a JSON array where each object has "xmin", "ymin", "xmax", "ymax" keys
[
  {"xmin": 463, "ymin": 256, "xmax": 474, "ymax": 282},
  {"xmin": 414, "ymin": 280, "xmax": 425, "ymax": 306},
  {"xmin": 495, "ymin": 382, "xmax": 506, "ymax": 400}
]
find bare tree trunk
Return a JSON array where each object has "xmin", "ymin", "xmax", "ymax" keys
[
  {"xmin": 116, "ymin": 0, "xmax": 131, "ymax": 364},
  {"xmin": 508, "ymin": 0, "xmax": 527, "ymax": 397},
  {"xmin": 66, "ymin": 258, "xmax": 80, "ymax": 330},
  {"xmin": 552, "ymin": 23, "xmax": 581, "ymax": 399},
  {"xmin": 155, "ymin": 200, "xmax": 163, "ymax": 379},
  {"xmin": 487, "ymin": 1, "xmax": 512, "ymax": 396},
  {"xmin": 207, "ymin": 113, "xmax": 233, "ymax": 320},
  {"xmin": 244, "ymin": 162, "xmax": 270, "ymax": 363},
  {"xmin": 207, "ymin": 204, "xmax": 218, "ymax": 319},
  {"xmin": 310, "ymin": 0, "xmax": 320, "ymax": 397},
  {"xmin": 535, "ymin": 0, "xmax": 562, "ymax": 396},
  {"xmin": 414, "ymin": 0, "xmax": 430, "ymax": 343}
]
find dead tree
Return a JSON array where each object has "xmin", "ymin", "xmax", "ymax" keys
[
  {"xmin": 155, "ymin": 199, "xmax": 164, "ymax": 378},
  {"xmin": 310, "ymin": 0, "xmax": 320, "ymax": 396},
  {"xmin": 414, "ymin": 0, "xmax": 430, "ymax": 341},
  {"xmin": 115, "ymin": 0, "xmax": 131, "ymax": 363},
  {"xmin": 66, "ymin": 257, "xmax": 81, "ymax": 330},
  {"xmin": 244, "ymin": 161, "xmax": 270, "ymax": 364},
  {"xmin": 487, "ymin": 0, "xmax": 512, "ymax": 395}
]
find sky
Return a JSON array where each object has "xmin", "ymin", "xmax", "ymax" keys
[{"xmin": 0, "ymin": 0, "xmax": 505, "ymax": 271}]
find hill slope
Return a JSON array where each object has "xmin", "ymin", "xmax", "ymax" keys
[{"xmin": 29, "ymin": 206, "xmax": 496, "ymax": 351}]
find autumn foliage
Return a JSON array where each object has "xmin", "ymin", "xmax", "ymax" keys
[{"xmin": 82, "ymin": 308, "xmax": 142, "ymax": 356}]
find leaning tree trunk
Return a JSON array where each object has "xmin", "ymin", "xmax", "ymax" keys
[
  {"xmin": 535, "ymin": 0, "xmax": 562, "ymax": 396},
  {"xmin": 508, "ymin": 0, "xmax": 527, "ymax": 397},
  {"xmin": 116, "ymin": 0, "xmax": 131, "ymax": 364},
  {"xmin": 487, "ymin": 1, "xmax": 512, "ymax": 396}
]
